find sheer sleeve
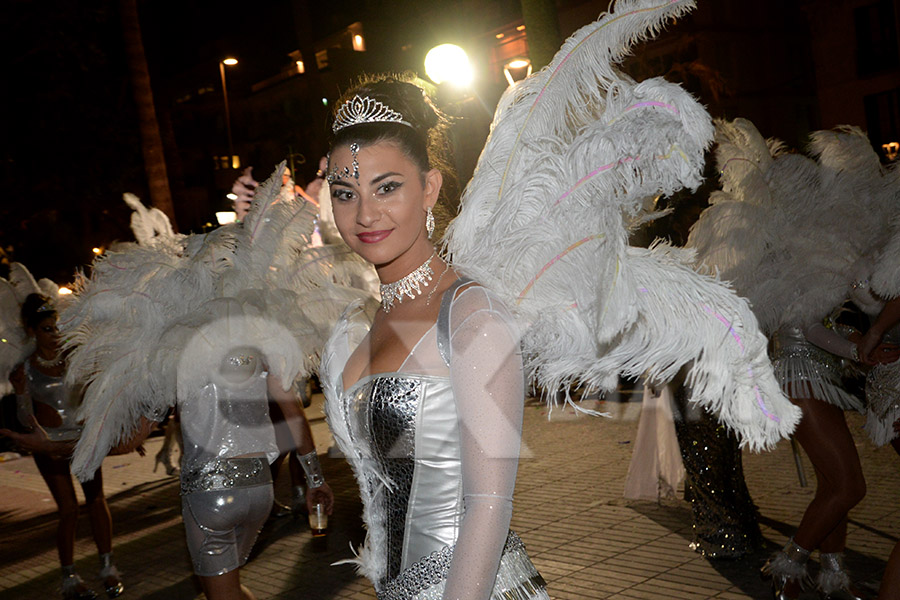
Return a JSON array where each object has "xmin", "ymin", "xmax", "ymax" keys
[
  {"xmin": 803, "ymin": 322, "xmax": 857, "ymax": 360},
  {"xmin": 442, "ymin": 286, "xmax": 525, "ymax": 600}
]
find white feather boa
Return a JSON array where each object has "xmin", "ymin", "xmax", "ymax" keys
[
  {"xmin": 446, "ymin": 0, "xmax": 799, "ymax": 450},
  {"xmin": 320, "ymin": 302, "xmax": 392, "ymax": 583}
]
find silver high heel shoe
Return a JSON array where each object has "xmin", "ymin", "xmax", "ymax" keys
[
  {"xmin": 761, "ymin": 539, "xmax": 811, "ymax": 599},
  {"xmin": 99, "ymin": 553, "xmax": 124, "ymax": 599},
  {"xmin": 816, "ymin": 553, "xmax": 862, "ymax": 600},
  {"xmin": 61, "ymin": 567, "xmax": 98, "ymax": 600}
]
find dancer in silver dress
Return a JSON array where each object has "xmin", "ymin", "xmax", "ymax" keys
[
  {"xmin": 321, "ymin": 1, "xmax": 806, "ymax": 596},
  {"xmin": 61, "ymin": 173, "xmax": 367, "ymax": 600},
  {"xmin": 321, "ymin": 76, "xmax": 548, "ymax": 600},
  {"xmin": 5, "ymin": 294, "xmax": 123, "ymax": 600}
]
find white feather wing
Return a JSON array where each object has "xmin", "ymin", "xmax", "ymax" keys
[{"xmin": 446, "ymin": 0, "xmax": 798, "ymax": 449}]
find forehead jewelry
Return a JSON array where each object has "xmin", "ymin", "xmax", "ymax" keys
[
  {"xmin": 326, "ymin": 142, "xmax": 360, "ymax": 185},
  {"xmin": 380, "ymin": 251, "xmax": 436, "ymax": 313},
  {"xmin": 332, "ymin": 95, "xmax": 412, "ymax": 133}
]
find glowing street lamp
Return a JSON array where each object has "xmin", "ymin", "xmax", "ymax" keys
[
  {"xmin": 219, "ymin": 57, "xmax": 239, "ymax": 169},
  {"xmin": 503, "ymin": 58, "xmax": 532, "ymax": 86},
  {"xmin": 424, "ymin": 44, "xmax": 474, "ymax": 88},
  {"xmin": 216, "ymin": 211, "xmax": 237, "ymax": 225}
]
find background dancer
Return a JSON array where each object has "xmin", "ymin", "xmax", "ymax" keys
[
  {"xmin": 4, "ymin": 293, "xmax": 124, "ymax": 600},
  {"xmin": 689, "ymin": 118, "xmax": 900, "ymax": 599},
  {"xmin": 60, "ymin": 171, "xmax": 367, "ymax": 600}
]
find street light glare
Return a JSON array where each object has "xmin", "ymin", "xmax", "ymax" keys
[
  {"xmin": 222, "ymin": 58, "xmax": 238, "ymax": 66},
  {"xmin": 216, "ymin": 211, "xmax": 237, "ymax": 225},
  {"xmin": 424, "ymin": 44, "xmax": 473, "ymax": 87},
  {"xmin": 507, "ymin": 59, "xmax": 530, "ymax": 69}
]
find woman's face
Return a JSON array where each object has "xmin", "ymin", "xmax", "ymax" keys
[
  {"xmin": 329, "ymin": 140, "xmax": 441, "ymax": 273},
  {"xmin": 32, "ymin": 316, "xmax": 59, "ymax": 353}
]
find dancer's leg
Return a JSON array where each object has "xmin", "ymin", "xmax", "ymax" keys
[
  {"xmin": 34, "ymin": 453, "xmax": 96, "ymax": 596},
  {"xmin": 790, "ymin": 397, "xmax": 866, "ymax": 553},
  {"xmin": 81, "ymin": 468, "xmax": 112, "ymax": 555},
  {"xmin": 34, "ymin": 453, "xmax": 79, "ymax": 566},
  {"xmin": 198, "ymin": 570, "xmax": 256, "ymax": 600}
]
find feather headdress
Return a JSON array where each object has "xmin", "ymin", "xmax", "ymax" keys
[
  {"xmin": 65, "ymin": 164, "xmax": 375, "ymax": 480},
  {"xmin": 445, "ymin": 0, "xmax": 799, "ymax": 450},
  {"xmin": 689, "ymin": 119, "xmax": 900, "ymax": 330}
]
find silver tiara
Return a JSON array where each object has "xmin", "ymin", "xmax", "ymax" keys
[
  {"xmin": 37, "ymin": 301, "xmax": 55, "ymax": 313},
  {"xmin": 332, "ymin": 95, "xmax": 412, "ymax": 133}
]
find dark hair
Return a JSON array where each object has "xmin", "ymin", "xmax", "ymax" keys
[
  {"xmin": 21, "ymin": 293, "xmax": 56, "ymax": 331},
  {"xmin": 329, "ymin": 73, "xmax": 458, "ymax": 233}
]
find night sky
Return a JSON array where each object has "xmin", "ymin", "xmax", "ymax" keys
[
  {"xmin": 0, "ymin": 0, "xmax": 517, "ymax": 283},
  {"xmin": 1, "ymin": 0, "xmax": 881, "ymax": 284}
]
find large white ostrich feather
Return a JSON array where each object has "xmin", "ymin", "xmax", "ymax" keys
[
  {"xmin": 445, "ymin": 0, "xmax": 798, "ymax": 449},
  {"xmin": 66, "ymin": 163, "xmax": 375, "ymax": 480},
  {"xmin": 689, "ymin": 119, "xmax": 900, "ymax": 334}
]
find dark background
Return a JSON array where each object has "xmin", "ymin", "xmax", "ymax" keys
[{"xmin": 2, "ymin": 0, "xmax": 898, "ymax": 282}]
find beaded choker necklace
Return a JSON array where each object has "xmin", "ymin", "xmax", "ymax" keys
[
  {"xmin": 380, "ymin": 251, "xmax": 436, "ymax": 313},
  {"xmin": 35, "ymin": 352, "xmax": 64, "ymax": 368}
]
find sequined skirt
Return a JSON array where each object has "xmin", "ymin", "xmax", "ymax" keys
[
  {"xmin": 180, "ymin": 456, "xmax": 271, "ymax": 496},
  {"xmin": 377, "ymin": 531, "xmax": 548, "ymax": 600},
  {"xmin": 865, "ymin": 361, "xmax": 900, "ymax": 446},
  {"xmin": 770, "ymin": 332, "xmax": 863, "ymax": 411}
]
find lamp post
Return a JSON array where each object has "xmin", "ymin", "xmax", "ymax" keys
[{"xmin": 219, "ymin": 57, "xmax": 238, "ymax": 169}]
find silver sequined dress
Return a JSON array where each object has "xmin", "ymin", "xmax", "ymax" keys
[
  {"xmin": 322, "ymin": 280, "xmax": 548, "ymax": 600},
  {"xmin": 865, "ymin": 332, "xmax": 900, "ymax": 446}
]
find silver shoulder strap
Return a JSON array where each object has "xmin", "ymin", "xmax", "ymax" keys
[{"xmin": 436, "ymin": 277, "xmax": 474, "ymax": 367}]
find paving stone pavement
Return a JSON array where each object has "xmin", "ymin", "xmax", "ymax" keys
[{"xmin": 0, "ymin": 392, "xmax": 897, "ymax": 600}]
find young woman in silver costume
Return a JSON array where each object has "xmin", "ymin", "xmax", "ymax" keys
[
  {"xmin": 5, "ymin": 293, "xmax": 124, "ymax": 600},
  {"xmin": 111, "ymin": 342, "xmax": 334, "ymax": 600},
  {"xmin": 321, "ymin": 76, "xmax": 550, "ymax": 600}
]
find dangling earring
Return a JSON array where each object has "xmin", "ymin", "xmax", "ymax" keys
[{"xmin": 426, "ymin": 207, "xmax": 435, "ymax": 239}]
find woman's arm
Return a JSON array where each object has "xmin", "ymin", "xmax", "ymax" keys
[
  {"xmin": 0, "ymin": 416, "xmax": 75, "ymax": 458},
  {"xmin": 108, "ymin": 416, "xmax": 156, "ymax": 455},
  {"xmin": 267, "ymin": 374, "xmax": 334, "ymax": 514},
  {"xmin": 443, "ymin": 291, "xmax": 524, "ymax": 600},
  {"xmin": 803, "ymin": 322, "xmax": 859, "ymax": 360},
  {"xmin": 859, "ymin": 296, "xmax": 900, "ymax": 363}
]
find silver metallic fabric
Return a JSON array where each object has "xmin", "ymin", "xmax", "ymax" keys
[
  {"xmin": 181, "ymin": 456, "xmax": 271, "ymax": 496},
  {"xmin": 378, "ymin": 532, "xmax": 547, "ymax": 600},
  {"xmin": 182, "ymin": 472, "xmax": 273, "ymax": 576},
  {"xmin": 770, "ymin": 326, "xmax": 862, "ymax": 411},
  {"xmin": 22, "ymin": 360, "xmax": 82, "ymax": 441},
  {"xmin": 436, "ymin": 277, "xmax": 473, "ymax": 367},
  {"xmin": 347, "ymin": 375, "xmax": 424, "ymax": 584},
  {"xmin": 865, "ymin": 360, "xmax": 900, "ymax": 445},
  {"xmin": 179, "ymin": 351, "xmax": 278, "ymax": 478},
  {"xmin": 296, "ymin": 450, "xmax": 326, "ymax": 488}
]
